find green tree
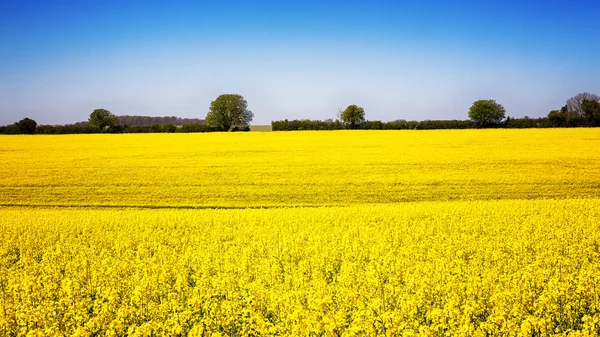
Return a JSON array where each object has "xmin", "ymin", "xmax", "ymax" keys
[
  {"xmin": 206, "ymin": 94, "xmax": 253, "ymax": 131},
  {"xmin": 340, "ymin": 105, "xmax": 365, "ymax": 128},
  {"xmin": 468, "ymin": 99, "xmax": 506, "ymax": 126},
  {"xmin": 17, "ymin": 118, "xmax": 37, "ymax": 134},
  {"xmin": 150, "ymin": 124, "xmax": 163, "ymax": 133},
  {"xmin": 547, "ymin": 110, "xmax": 566, "ymax": 127},
  {"xmin": 89, "ymin": 109, "xmax": 119, "ymax": 132},
  {"xmin": 162, "ymin": 124, "xmax": 177, "ymax": 133},
  {"xmin": 582, "ymin": 99, "xmax": 600, "ymax": 125}
]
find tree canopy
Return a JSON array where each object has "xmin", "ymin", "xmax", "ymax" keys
[
  {"xmin": 89, "ymin": 109, "xmax": 119, "ymax": 131},
  {"xmin": 582, "ymin": 99, "xmax": 600, "ymax": 124},
  {"xmin": 566, "ymin": 92, "xmax": 600, "ymax": 118},
  {"xmin": 17, "ymin": 118, "xmax": 37, "ymax": 134},
  {"xmin": 205, "ymin": 94, "xmax": 253, "ymax": 131},
  {"xmin": 468, "ymin": 100, "xmax": 506, "ymax": 126},
  {"xmin": 340, "ymin": 105, "xmax": 365, "ymax": 128}
]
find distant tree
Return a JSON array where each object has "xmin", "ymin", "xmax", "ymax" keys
[
  {"xmin": 0, "ymin": 123, "xmax": 19, "ymax": 134},
  {"xmin": 149, "ymin": 123, "xmax": 177, "ymax": 133},
  {"xmin": 150, "ymin": 124, "xmax": 163, "ymax": 133},
  {"xmin": 582, "ymin": 99, "xmax": 600, "ymax": 125},
  {"xmin": 17, "ymin": 118, "xmax": 37, "ymax": 134},
  {"xmin": 118, "ymin": 115, "xmax": 205, "ymax": 126},
  {"xmin": 89, "ymin": 109, "xmax": 119, "ymax": 132},
  {"xmin": 340, "ymin": 105, "xmax": 365, "ymax": 128},
  {"xmin": 566, "ymin": 92, "xmax": 600, "ymax": 118},
  {"xmin": 468, "ymin": 99, "xmax": 506, "ymax": 126},
  {"xmin": 162, "ymin": 124, "xmax": 177, "ymax": 133},
  {"xmin": 547, "ymin": 110, "xmax": 566, "ymax": 127},
  {"xmin": 205, "ymin": 94, "xmax": 253, "ymax": 131},
  {"xmin": 561, "ymin": 105, "xmax": 579, "ymax": 126}
]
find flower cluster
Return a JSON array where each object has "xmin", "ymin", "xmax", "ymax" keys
[
  {"xmin": 1, "ymin": 129, "xmax": 600, "ymax": 335},
  {"xmin": 1, "ymin": 129, "xmax": 599, "ymax": 208},
  {"xmin": 2, "ymin": 200, "xmax": 600, "ymax": 336}
]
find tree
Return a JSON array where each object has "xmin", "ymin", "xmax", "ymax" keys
[
  {"xmin": 468, "ymin": 99, "xmax": 506, "ymax": 126},
  {"xmin": 205, "ymin": 94, "xmax": 253, "ymax": 131},
  {"xmin": 340, "ymin": 105, "xmax": 365, "ymax": 128},
  {"xmin": 150, "ymin": 123, "xmax": 177, "ymax": 133},
  {"xmin": 566, "ymin": 92, "xmax": 600, "ymax": 118},
  {"xmin": 547, "ymin": 110, "xmax": 566, "ymax": 127},
  {"xmin": 162, "ymin": 124, "xmax": 177, "ymax": 133},
  {"xmin": 89, "ymin": 109, "xmax": 119, "ymax": 131},
  {"xmin": 17, "ymin": 118, "xmax": 37, "ymax": 134},
  {"xmin": 582, "ymin": 99, "xmax": 600, "ymax": 125}
]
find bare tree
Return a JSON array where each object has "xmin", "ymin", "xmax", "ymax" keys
[
  {"xmin": 336, "ymin": 106, "xmax": 344, "ymax": 121},
  {"xmin": 566, "ymin": 92, "xmax": 600, "ymax": 118}
]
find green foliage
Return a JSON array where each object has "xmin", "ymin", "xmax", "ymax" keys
[
  {"xmin": 340, "ymin": 105, "xmax": 365, "ymax": 128},
  {"xmin": 5, "ymin": 92, "xmax": 600, "ymax": 134},
  {"xmin": 17, "ymin": 118, "xmax": 37, "ymax": 134},
  {"xmin": 547, "ymin": 110, "xmax": 566, "ymax": 127},
  {"xmin": 162, "ymin": 124, "xmax": 177, "ymax": 133},
  {"xmin": 271, "ymin": 119, "xmax": 475, "ymax": 131},
  {"xmin": 271, "ymin": 119, "xmax": 344, "ymax": 131},
  {"xmin": 411, "ymin": 120, "xmax": 473, "ymax": 130},
  {"xmin": 88, "ymin": 109, "xmax": 119, "ymax": 132},
  {"xmin": 150, "ymin": 124, "xmax": 163, "ymax": 133},
  {"xmin": 0, "ymin": 124, "xmax": 19, "ymax": 134},
  {"xmin": 119, "ymin": 115, "xmax": 204, "ymax": 126},
  {"xmin": 231, "ymin": 125, "xmax": 251, "ymax": 132},
  {"xmin": 359, "ymin": 120, "xmax": 384, "ymax": 130},
  {"xmin": 206, "ymin": 94, "xmax": 253, "ymax": 131},
  {"xmin": 150, "ymin": 124, "xmax": 177, "ymax": 133},
  {"xmin": 179, "ymin": 123, "xmax": 227, "ymax": 133},
  {"xmin": 546, "ymin": 96, "xmax": 600, "ymax": 127},
  {"xmin": 582, "ymin": 99, "xmax": 600, "ymax": 125},
  {"xmin": 505, "ymin": 116, "xmax": 552, "ymax": 128},
  {"xmin": 34, "ymin": 124, "xmax": 97, "ymax": 134},
  {"xmin": 468, "ymin": 100, "xmax": 506, "ymax": 126}
]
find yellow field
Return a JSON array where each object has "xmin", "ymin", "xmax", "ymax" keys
[
  {"xmin": 2, "ymin": 130, "xmax": 600, "ymax": 336},
  {"xmin": 2, "ymin": 130, "xmax": 600, "ymax": 207}
]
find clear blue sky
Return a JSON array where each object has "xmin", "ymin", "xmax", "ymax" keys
[{"xmin": 1, "ymin": 0, "xmax": 599, "ymax": 125}]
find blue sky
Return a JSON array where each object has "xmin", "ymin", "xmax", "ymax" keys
[{"xmin": 1, "ymin": 0, "xmax": 599, "ymax": 125}]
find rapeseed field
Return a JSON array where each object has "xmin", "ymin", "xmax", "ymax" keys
[{"xmin": 1, "ymin": 129, "xmax": 600, "ymax": 336}]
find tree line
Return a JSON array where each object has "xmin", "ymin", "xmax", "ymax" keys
[
  {"xmin": 2, "ymin": 92, "xmax": 600, "ymax": 134},
  {"xmin": 272, "ymin": 92, "xmax": 600, "ymax": 131},
  {"xmin": 0, "ymin": 94, "xmax": 253, "ymax": 135},
  {"xmin": 114, "ymin": 115, "xmax": 205, "ymax": 127}
]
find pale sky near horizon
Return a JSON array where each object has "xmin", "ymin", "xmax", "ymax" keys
[{"xmin": 1, "ymin": 0, "xmax": 599, "ymax": 125}]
